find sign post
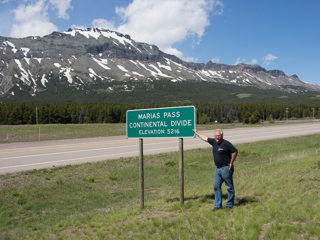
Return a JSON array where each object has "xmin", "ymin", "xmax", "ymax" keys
[
  {"xmin": 126, "ymin": 106, "xmax": 196, "ymax": 209},
  {"xmin": 139, "ymin": 138, "xmax": 144, "ymax": 209},
  {"xmin": 179, "ymin": 138, "xmax": 184, "ymax": 206}
]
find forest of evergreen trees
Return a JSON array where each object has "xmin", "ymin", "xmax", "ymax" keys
[{"xmin": 1, "ymin": 102, "xmax": 320, "ymax": 125}]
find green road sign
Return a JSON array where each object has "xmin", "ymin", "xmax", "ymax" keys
[{"xmin": 126, "ymin": 106, "xmax": 196, "ymax": 139}]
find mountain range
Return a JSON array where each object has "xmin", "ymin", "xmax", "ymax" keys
[{"xmin": 1, "ymin": 28, "xmax": 320, "ymax": 103}]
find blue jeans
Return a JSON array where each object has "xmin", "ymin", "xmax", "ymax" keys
[{"xmin": 214, "ymin": 166, "xmax": 235, "ymax": 208}]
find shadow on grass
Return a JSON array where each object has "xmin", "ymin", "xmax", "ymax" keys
[
  {"xmin": 166, "ymin": 194, "xmax": 258, "ymax": 206},
  {"xmin": 236, "ymin": 196, "xmax": 258, "ymax": 206},
  {"xmin": 166, "ymin": 193, "xmax": 222, "ymax": 203}
]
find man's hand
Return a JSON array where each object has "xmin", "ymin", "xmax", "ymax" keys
[
  {"xmin": 229, "ymin": 162, "xmax": 234, "ymax": 170},
  {"xmin": 229, "ymin": 151, "xmax": 238, "ymax": 170},
  {"xmin": 192, "ymin": 129, "xmax": 208, "ymax": 142}
]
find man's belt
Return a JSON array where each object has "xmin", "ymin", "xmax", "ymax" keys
[{"xmin": 216, "ymin": 164, "xmax": 229, "ymax": 168}]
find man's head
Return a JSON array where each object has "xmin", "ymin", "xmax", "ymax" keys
[{"xmin": 214, "ymin": 129, "xmax": 223, "ymax": 144}]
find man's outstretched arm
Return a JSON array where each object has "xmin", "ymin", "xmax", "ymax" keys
[{"xmin": 193, "ymin": 129, "xmax": 208, "ymax": 142}]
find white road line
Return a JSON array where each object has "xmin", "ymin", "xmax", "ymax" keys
[
  {"xmin": 0, "ymin": 139, "xmax": 194, "ymax": 159},
  {"xmin": 1, "ymin": 123, "xmax": 320, "ymax": 173},
  {"xmin": 0, "ymin": 145, "xmax": 185, "ymax": 170},
  {"xmin": 1, "ymin": 128, "xmax": 317, "ymax": 161},
  {"xmin": 1, "ymin": 129, "xmax": 313, "ymax": 170}
]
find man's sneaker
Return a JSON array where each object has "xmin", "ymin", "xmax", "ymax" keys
[
  {"xmin": 211, "ymin": 207, "xmax": 221, "ymax": 211},
  {"xmin": 224, "ymin": 206, "xmax": 233, "ymax": 210}
]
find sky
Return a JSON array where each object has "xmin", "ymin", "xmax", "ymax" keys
[{"xmin": 0, "ymin": 0, "xmax": 320, "ymax": 86}]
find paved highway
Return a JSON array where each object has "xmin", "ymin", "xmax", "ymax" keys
[{"xmin": 1, "ymin": 122, "xmax": 320, "ymax": 174}]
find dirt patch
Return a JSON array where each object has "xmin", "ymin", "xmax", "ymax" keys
[
  {"xmin": 0, "ymin": 133, "xmax": 72, "ymax": 143},
  {"xmin": 0, "ymin": 134, "xmax": 40, "ymax": 142},
  {"xmin": 0, "ymin": 134, "xmax": 10, "ymax": 141}
]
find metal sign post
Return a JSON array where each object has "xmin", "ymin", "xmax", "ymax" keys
[
  {"xmin": 179, "ymin": 138, "xmax": 184, "ymax": 206},
  {"xmin": 139, "ymin": 138, "xmax": 144, "ymax": 209},
  {"xmin": 126, "ymin": 106, "xmax": 196, "ymax": 209}
]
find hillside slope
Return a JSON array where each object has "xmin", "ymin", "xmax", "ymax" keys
[{"xmin": 1, "ymin": 28, "xmax": 320, "ymax": 102}]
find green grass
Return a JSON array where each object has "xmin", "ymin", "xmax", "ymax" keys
[
  {"xmin": 0, "ymin": 123, "xmax": 127, "ymax": 143},
  {"xmin": 236, "ymin": 93, "xmax": 251, "ymax": 98},
  {"xmin": 0, "ymin": 123, "xmax": 242, "ymax": 143},
  {"xmin": 1, "ymin": 134, "xmax": 320, "ymax": 239}
]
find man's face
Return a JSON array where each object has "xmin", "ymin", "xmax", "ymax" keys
[{"xmin": 214, "ymin": 131, "xmax": 223, "ymax": 144}]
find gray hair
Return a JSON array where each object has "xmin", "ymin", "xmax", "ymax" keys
[{"xmin": 214, "ymin": 129, "xmax": 223, "ymax": 137}]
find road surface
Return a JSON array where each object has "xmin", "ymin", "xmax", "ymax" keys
[{"xmin": 1, "ymin": 122, "xmax": 320, "ymax": 174}]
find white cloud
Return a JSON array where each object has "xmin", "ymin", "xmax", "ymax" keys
[
  {"xmin": 235, "ymin": 57, "xmax": 246, "ymax": 65},
  {"xmin": 11, "ymin": 20, "xmax": 58, "ymax": 38},
  {"xmin": 115, "ymin": 0, "xmax": 216, "ymax": 46},
  {"xmin": 10, "ymin": 0, "xmax": 58, "ymax": 37},
  {"xmin": 49, "ymin": 0, "xmax": 72, "ymax": 19},
  {"xmin": 92, "ymin": 19, "xmax": 116, "ymax": 31},
  {"xmin": 163, "ymin": 47, "xmax": 184, "ymax": 59},
  {"xmin": 262, "ymin": 54, "xmax": 278, "ymax": 66},
  {"xmin": 235, "ymin": 57, "xmax": 258, "ymax": 65},
  {"xmin": 7, "ymin": 0, "xmax": 223, "ymax": 62},
  {"xmin": 93, "ymin": 0, "xmax": 223, "ymax": 61},
  {"xmin": 185, "ymin": 56, "xmax": 199, "ymax": 62},
  {"xmin": 211, "ymin": 57, "xmax": 220, "ymax": 63},
  {"xmin": 70, "ymin": 24, "xmax": 86, "ymax": 30},
  {"xmin": 9, "ymin": 0, "xmax": 73, "ymax": 38},
  {"xmin": 250, "ymin": 58, "xmax": 258, "ymax": 64}
]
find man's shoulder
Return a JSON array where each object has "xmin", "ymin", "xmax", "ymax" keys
[
  {"xmin": 208, "ymin": 137, "xmax": 215, "ymax": 145},
  {"xmin": 222, "ymin": 139, "xmax": 237, "ymax": 151},
  {"xmin": 222, "ymin": 139, "xmax": 232, "ymax": 144}
]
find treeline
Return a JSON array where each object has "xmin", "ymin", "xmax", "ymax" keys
[
  {"xmin": 196, "ymin": 102, "xmax": 320, "ymax": 124},
  {"xmin": 0, "ymin": 102, "xmax": 319, "ymax": 125},
  {"xmin": 0, "ymin": 102, "xmax": 169, "ymax": 125}
]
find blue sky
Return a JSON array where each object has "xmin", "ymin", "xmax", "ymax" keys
[{"xmin": 1, "ymin": 0, "xmax": 319, "ymax": 86}]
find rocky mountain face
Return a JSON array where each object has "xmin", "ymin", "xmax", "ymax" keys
[{"xmin": 0, "ymin": 28, "xmax": 319, "ymax": 100}]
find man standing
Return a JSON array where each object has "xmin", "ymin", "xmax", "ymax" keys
[{"xmin": 193, "ymin": 129, "xmax": 238, "ymax": 211}]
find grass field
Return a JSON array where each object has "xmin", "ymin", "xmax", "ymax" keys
[
  {"xmin": 0, "ymin": 123, "xmax": 243, "ymax": 143},
  {"xmin": 236, "ymin": 93, "xmax": 251, "ymax": 98},
  {"xmin": 0, "ymin": 124, "xmax": 127, "ymax": 143},
  {"xmin": 0, "ymin": 133, "xmax": 320, "ymax": 239}
]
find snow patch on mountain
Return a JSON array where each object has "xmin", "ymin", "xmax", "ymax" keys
[
  {"xmin": 88, "ymin": 68, "xmax": 98, "ymax": 80},
  {"xmin": 149, "ymin": 64, "xmax": 172, "ymax": 78},
  {"xmin": 4, "ymin": 41, "xmax": 17, "ymax": 53},
  {"xmin": 60, "ymin": 68, "xmax": 73, "ymax": 83},
  {"xmin": 242, "ymin": 79, "xmax": 250, "ymax": 83},
  {"xmin": 92, "ymin": 57, "xmax": 111, "ymax": 70},
  {"xmin": 130, "ymin": 60, "xmax": 142, "ymax": 69},
  {"xmin": 196, "ymin": 72, "xmax": 207, "ymax": 81},
  {"xmin": 14, "ymin": 59, "xmax": 30, "ymax": 84},
  {"xmin": 24, "ymin": 58, "xmax": 30, "ymax": 65},
  {"xmin": 117, "ymin": 65, "xmax": 128, "ymax": 72},
  {"xmin": 132, "ymin": 71, "xmax": 144, "ymax": 77},
  {"xmin": 21, "ymin": 48, "xmax": 30, "ymax": 56},
  {"xmin": 63, "ymin": 28, "xmax": 143, "ymax": 53},
  {"xmin": 35, "ymin": 58, "xmax": 42, "ymax": 63},
  {"xmin": 157, "ymin": 62, "xmax": 172, "ymax": 71},
  {"xmin": 41, "ymin": 74, "xmax": 48, "ymax": 87}
]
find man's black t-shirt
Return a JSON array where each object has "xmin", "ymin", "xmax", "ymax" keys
[{"xmin": 208, "ymin": 138, "xmax": 238, "ymax": 166}]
